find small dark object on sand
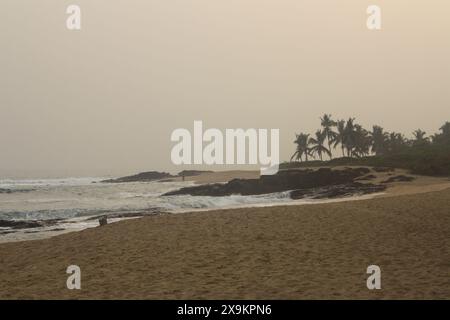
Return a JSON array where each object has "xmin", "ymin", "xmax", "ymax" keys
[{"xmin": 99, "ymin": 216, "xmax": 108, "ymax": 226}]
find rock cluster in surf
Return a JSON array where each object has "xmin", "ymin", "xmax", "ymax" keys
[{"xmin": 163, "ymin": 167, "xmax": 387, "ymax": 199}]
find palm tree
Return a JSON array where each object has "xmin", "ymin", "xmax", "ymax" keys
[
  {"xmin": 291, "ymin": 117, "xmax": 450, "ymax": 165},
  {"xmin": 430, "ymin": 122, "xmax": 450, "ymax": 144},
  {"xmin": 344, "ymin": 118, "xmax": 356, "ymax": 157},
  {"xmin": 333, "ymin": 119, "xmax": 347, "ymax": 157},
  {"xmin": 320, "ymin": 114, "xmax": 337, "ymax": 159},
  {"xmin": 309, "ymin": 130, "xmax": 331, "ymax": 161},
  {"xmin": 430, "ymin": 133, "xmax": 441, "ymax": 144},
  {"xmin": 352, "ymin": 125, "xmax": 371, "ymax": 157},
  {"xmin": 412, "ymin": 129, "xmax": 428, "ymax": 146},
  {"xmin": 439, "ymin": 122, "xmax": 450, "ymax": 136},
  {"xmin": 387, "ymin": 132, "xmax": 408, "ymax": 153},
  {"xmin": 291, "ymin": 133, "xmax": 311, "ymax": 162},
  {"xmin": 370, "ymin": 125, "xmax": 388, "ymax": 155}
]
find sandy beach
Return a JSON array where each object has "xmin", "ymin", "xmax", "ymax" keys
[
  {"xmin": 3, "ymin": 0, "xmax": 450, "ymax": 304},
  {"xmin": 0, "ymin": 182, "xmax": 449, "ymax": 299}
]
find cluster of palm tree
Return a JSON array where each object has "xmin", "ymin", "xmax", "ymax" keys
[{"xmin": 291, "ymin": 115, "xmax": 450, "ymax": 162}]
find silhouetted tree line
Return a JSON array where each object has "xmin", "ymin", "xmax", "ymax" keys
[{"xmin": 291, "ymin": 114, "xmax": 450, "ymax": 162}]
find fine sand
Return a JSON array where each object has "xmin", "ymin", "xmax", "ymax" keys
[{"xmin": 0, "ymin": 186, "xmax": 449, "ymax": 299}]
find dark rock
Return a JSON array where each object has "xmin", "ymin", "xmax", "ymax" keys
[
  {"xmin": 355, "ymin": 174, "xmax": 377, "ymax": 181},
  {"xmin": 85, "ymin": 208, "xmax": 167, "ymax": 221},
  {"xmin": 290, "ymin": 183, "xmax": 386, "ymax": 200},
  {"xmin": 0, "ymin": 188, "xmax": 34, "ymax": 194},
  {"xmin": 343, "ymin": 167, "xmax": 371, "ymax": 175},
  {"xmin": 0, "ymin": 230, "xmax": 16, "ymax": 235},
  {"xmin": 163, "ymin": 167, "xmax": 378, "ymax": 198},
  {"xmin": 46, "ymin": 228, "xmax": 66, "ymax": 232},
  {"xmin": 178, "ymin": 170, "xmax": 214, "ymax": 177},
  {"xmin": 0, "ymin": 220, "xmax": 43, "ymax": 229},
  {"xmin": 381, "ymin": 175, "xmax": 415, "ymax": 184},
  {"xmin": 0, "ymin": 219, "xmax": 61, "ymax": 230},
  {"xmin": 101, "ymin": 171, "xmax": 174, "ymax": 183},
  {"xmin": 373, "ymin": 167, "xmax": 394, "ymax": 173}
]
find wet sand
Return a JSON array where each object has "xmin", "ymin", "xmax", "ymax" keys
[{"xmin": 0, "ymin": 186, "xmax": 449, "ymax": 299}]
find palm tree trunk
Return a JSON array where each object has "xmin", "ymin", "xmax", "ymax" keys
[{"xmin": 328, "ymin": 140, "xmax": 333, "ymax": 160}]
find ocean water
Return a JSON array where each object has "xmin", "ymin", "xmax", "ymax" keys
[
  {"xmin": 0, "ymin": 177, "xmax": 384, "ymax": 242},
  {"xmin": 0, "ymin": 178, "xmax": 296, "ymax": 220},
  {"xmin": 0, "ymin": 177, "xmax": 295, "ymax": 242}
]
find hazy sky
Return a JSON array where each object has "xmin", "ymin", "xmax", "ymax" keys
[{"xmin": 1, "ymin": 0, "xmax": 449, "ymax": 178}]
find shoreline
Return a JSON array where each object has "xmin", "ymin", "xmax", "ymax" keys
[
  {"xmin": 1, "ymin": 167, "xmax": 450, "ymax": 244},
  {"xmin": 1, "ymin": 186, "xmax": 449, "ymax": 299},
  {"xmin": 0, "ymin": 190, "xmax": 386, "ymax": 244}
]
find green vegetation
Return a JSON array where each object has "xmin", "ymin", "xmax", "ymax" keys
[{"xmin": 287, "ymin": 116, "xmax": 450, "ymax": 176}]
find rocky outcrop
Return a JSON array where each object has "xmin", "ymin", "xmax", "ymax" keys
[
  {"xmin": 178, "ymin": 170, "xmax": 214, "ymax": 177},
  {"xmin": 290, "ymin": 183, "xmax": 386, "ymax": 199},
  {"xmin": 101, "ymin": 171, "xmax": 174, "ymax": 183},
  {"xmin": 0, "ymin": 219, "xmax": 62, "ymax": 229},
  {"xmin": 381, "ymin": 175, "xmax": 415, "ymax": 183},
  {"xmin": 0, "ymin": 220, "xmax": 42, "ymax": 229},
  {"xmin": 0, "ymin": 188, "xmax": 34, "ymax": 194},
  {"xmin": 355, "ymin": 174, "xmax": 377, "ymax": 181},
  {"xmin": 85, "ymin": 208, "xmax": 166, "ymax": 221},
  {"xmin": 373, "ymin": 167, "xmax": 395, "ymax": 173},
  {"xmin": 163, "ymin": 167, "xmax": 375, "ymax": 198}
]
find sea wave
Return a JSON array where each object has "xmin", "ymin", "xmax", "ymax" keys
[
  {"xmin": 159, "ymin": 191, "xmax": 293, "ymax": 211},
  {"xmin": 0, "ymin": 177, "xmax": 106, "ymax": 189},
  {"xmin": 0, "ymin": 189, "xmax": 294, "ymax": 221}
]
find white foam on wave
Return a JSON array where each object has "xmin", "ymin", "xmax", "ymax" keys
[
  {"xmin": 0, "ymin": 176, "xmax": 387, "ymax": 243},
  {"xmin": 0, "ymin": 177, "xmax": 384, "ymax": 223},
  {"xmin": 159, "ymin": 191, "xmax": 293, "ymax": 212},
  {"xmin": 0, "ymin": 177, "xmax": 106, "ymax": 189}
]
